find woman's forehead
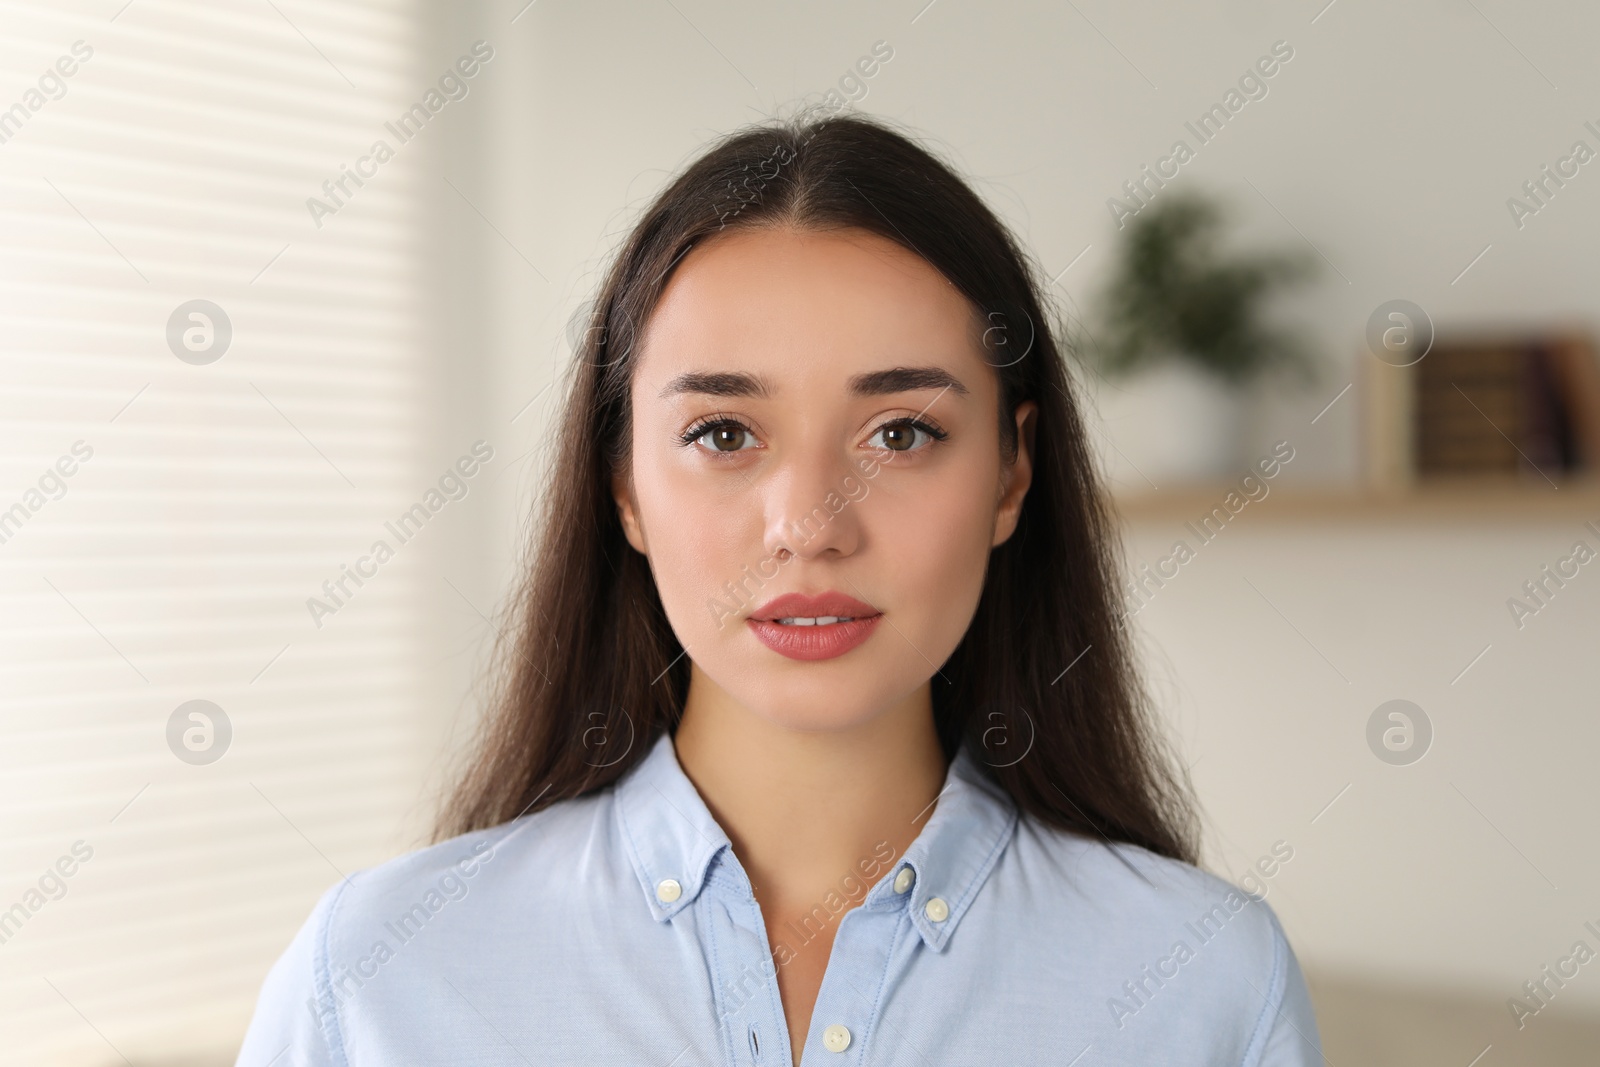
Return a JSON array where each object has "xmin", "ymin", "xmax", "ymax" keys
[{"xmin": 634, "ymin": 225, "xmax": 987, "ymax": 391}]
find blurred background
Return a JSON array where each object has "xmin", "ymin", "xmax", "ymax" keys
[{"xmin": 2, "ymin": 0, "xmax": 1598, "ymax": 1063}]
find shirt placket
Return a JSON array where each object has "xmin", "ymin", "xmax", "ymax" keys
[
  {"xmin": 794, "ymin": 901, "xmax": 906, "ymax": 1066},
  {"xmin": 697, "ymin": 864, "xmax": 910, "ymax": 1067},
  {"xmin": 699, "ymin": 866, "xmax": 793, "ymax": 1067}
]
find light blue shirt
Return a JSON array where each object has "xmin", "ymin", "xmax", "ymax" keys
[{"xmin": 237, "ymin": 730, "xmax": 1322, "ymax": 1065}]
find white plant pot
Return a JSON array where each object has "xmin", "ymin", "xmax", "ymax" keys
[{"xmin": 1088, "ymin": 359, "xmax": 1244, "ymax": 488}]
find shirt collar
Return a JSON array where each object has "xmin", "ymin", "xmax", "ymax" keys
[{"xmin": 614, "ymin": 729, "xmax": 1018, "ymax": 953}]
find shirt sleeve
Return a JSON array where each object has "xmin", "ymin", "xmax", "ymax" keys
[
  {"xmin": 1249, "ymin": 909, "xmax": 1324, "ymax": 1067},
  {"xmin": 234, "ymin": 879, "xmax": 351, "ymax": 1067}
]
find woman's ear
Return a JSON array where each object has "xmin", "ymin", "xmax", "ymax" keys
[
  {"xmin": 992, "ymin": 400, "xmax": 1037, "ymax": 547},
  {"xmin": 612, "ymin": 469, "xmax": 648, "ymax": 554}
]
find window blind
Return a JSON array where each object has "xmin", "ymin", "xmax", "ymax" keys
[{"xmin": 0, "ymin": 1, "xmax": 441, "ymax": 1062}]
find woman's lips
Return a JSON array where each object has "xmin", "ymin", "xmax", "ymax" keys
[
  {"xmin": 746, "ymin": 590, "xmax": 882, "ymax": 661},
  {"xmin": 746, "ymin": 615, "xmax": 882, "ymax": 661}
]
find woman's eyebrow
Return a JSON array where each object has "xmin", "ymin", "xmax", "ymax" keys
[
  {"xmin": 656, "ymin": 365, "xmax": 969, "ymax": 400},
  {"xmin": 848, "ymin": 366, "xmax": 969, "ymax": 397},
  {"xmin": 658, "ymin": 371, "xmax": 772, "ymax": 399}
]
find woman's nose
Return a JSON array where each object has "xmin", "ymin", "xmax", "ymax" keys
[{"xmin": 761, "ymin": 447, "xmax": 864, "ymax": 562}]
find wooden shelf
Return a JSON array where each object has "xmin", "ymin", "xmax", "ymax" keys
[{"xmin": 1110, "ymin": 479, "xmax": 1600, "ymax": 523}]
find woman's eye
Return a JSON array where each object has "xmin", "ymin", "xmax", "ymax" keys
[
  {"xmin": 684, "ymin": 418, "xmax": 940, "ymax": 455},
  {"xmin": 690, "ymin": 423, "xmax": 756, "ymax": 453},
  {"xmin": 868, "ymin": 420, "xmax": 936, "ymax": 453}
]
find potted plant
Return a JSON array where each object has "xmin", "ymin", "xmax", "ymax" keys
[{"xmin": 1081, "ymin": 188, "xmax": 1318, "ymax": 486}]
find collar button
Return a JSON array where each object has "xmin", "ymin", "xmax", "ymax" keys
[{"xmin": 655, "ymin": 878, "xmax": 682, "ymax": 903}]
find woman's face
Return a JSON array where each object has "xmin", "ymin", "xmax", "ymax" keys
[{"xmin": 614, "ymin": 225, "xmax": 1034, "ymax": 732}]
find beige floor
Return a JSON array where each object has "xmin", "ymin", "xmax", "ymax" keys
[{"xmin": 1309, "ymin": 970, "xmax": 1600, "ymax": 1066}]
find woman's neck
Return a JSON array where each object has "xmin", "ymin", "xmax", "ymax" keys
[{"xmin": 671, "ymin": 666, "xmax": 948, "ymax": 906}]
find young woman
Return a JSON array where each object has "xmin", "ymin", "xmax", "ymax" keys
[{"xmin": 237, "ymin": 113, "xmax": 1321, "ymax": 1066}]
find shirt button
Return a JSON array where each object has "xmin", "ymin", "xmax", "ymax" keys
[
  {"xmin": 893, "ymin": 866, "xmax": 914, "ymax": 893},
  {"xmin": 655, "ymin": 878, "xmax": 682, "ymax": 903},
  {"xmin": 822, "ymin": 1023, "xmax": 852, "ymax": 1052},
  {"xmin": 924, "ymin": 896, "xmax": 949, "ymax": 922}
]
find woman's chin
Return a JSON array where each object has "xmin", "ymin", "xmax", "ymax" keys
[{"xmin": 735, "ymin": 681, "xmax": 897, "ymax": 735}]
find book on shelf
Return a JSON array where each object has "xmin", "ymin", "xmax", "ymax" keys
[{"xmin": 1363, "ymin": 331, "xmax": 1600, "ymax": 489}]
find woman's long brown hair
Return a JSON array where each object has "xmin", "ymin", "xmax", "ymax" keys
[{"xmin": 434, "ymin": 111, "xmax": 1199, "ymax": 864}]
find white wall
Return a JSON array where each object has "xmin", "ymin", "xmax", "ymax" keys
[{"xmin": 1123, "ymin": 510, "xmax": 1600, "ymax": 1007}]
